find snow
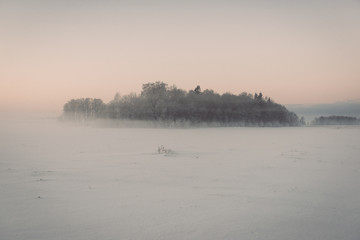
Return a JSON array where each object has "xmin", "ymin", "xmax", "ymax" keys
[{"xmin": 1, "ymin": 118, "xmax": 360, "ymax": 240}]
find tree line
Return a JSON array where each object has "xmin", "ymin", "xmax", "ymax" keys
[
  {"xmin": 312, "ymin": 116, "xmax": 360, "ymax": 125},
  {"xmin": 63, "ymin": 98, "xmax": 106, "ymax": 121},
  {"xmin": 62, "ymin": 82, "xmax": 304, "ymax": 126}
]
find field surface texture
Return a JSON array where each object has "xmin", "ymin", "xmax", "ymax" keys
[{"xmin": 1, "ymin": 119, "xmax": 360, "ymax": 240}]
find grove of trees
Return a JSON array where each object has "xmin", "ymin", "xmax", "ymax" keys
[
  {"xmin": 62, "ymin": 82, "xmax": 304, "ymax": 126},
  {"xmin": 63, "ymin": 98, "xmax": 106, "ymax": 121},
  {"xmin": 312, "ymin": 116, "xmax": 360, "ymax": 125}
]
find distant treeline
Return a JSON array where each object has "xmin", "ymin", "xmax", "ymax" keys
[
  {"xmin": 312, "ymin": 116, "xmax": 360, "ymax": 125},
  {"xmin": 62, "ymin": 82, "xmax": 304, "ymax": 126}
]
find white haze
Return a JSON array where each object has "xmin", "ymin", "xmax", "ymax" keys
[
  {"xmin": 1, "ymin": 117, "xmax": 360, "ymax": 240},
  {"xmin": 286, "ymin": 100, "xmax": 360, "ymax": 123}
]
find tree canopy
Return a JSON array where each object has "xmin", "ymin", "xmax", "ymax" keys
[{"xmin": 62, "ymin": 81, "xmax": 303, "ymax": 126}]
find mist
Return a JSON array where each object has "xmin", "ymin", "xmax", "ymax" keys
[
  {"xmin": 286, "ymin": 100, "xmax": 360, "ymax": 123},
  {"xmin": 2, "ymin": 0, "xmax": 360, "ymax": 238},
  {"xmin": 1, "ymin": 114, "xmax": 360, "ymax": 239}
]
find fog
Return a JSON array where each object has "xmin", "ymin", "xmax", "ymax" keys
[
  {"xmin": 1, "ymin": 117, "xmax": 360, "ymax": 240},
  {"xmin": 286, "ymin": 101, "xmax": 360, "ymax": 123}
]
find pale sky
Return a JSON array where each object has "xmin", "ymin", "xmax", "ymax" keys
[{"xmin": 1, "ymin": 0, "xmax": 360, "ymax": 113}]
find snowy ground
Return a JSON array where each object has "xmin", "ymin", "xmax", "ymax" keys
[{"xmin": 1, "ymin": 118, "xmax": 360, "ymax": 240}]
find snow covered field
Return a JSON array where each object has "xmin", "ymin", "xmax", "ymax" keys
[{"xmin": 1, "ymin": 118, "xmax": 360, "ymax": 240}]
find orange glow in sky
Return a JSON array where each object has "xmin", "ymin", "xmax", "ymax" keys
[{"xmin": 1, "ymin": 1, "xmax": 359, "ymax": 113}]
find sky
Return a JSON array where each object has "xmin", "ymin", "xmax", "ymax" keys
[{"xmin": 1, "ymin": 0, "xmax": 360, "ymax": 113}]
